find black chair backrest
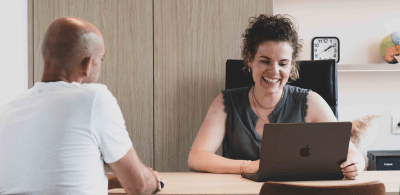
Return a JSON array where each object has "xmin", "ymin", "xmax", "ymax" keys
[{"xmin": 225, "ymin": 59, "xmax": 338, "ymax": 119}]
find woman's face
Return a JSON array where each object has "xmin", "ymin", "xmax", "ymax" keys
[{"xmin": 248, "ymin": 41, "xmax": 293, "ymax": 94}]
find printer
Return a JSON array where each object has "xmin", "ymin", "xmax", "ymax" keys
[{"xmin": 367, "ymin": 150, "xmax": 400, "ymax": 170}]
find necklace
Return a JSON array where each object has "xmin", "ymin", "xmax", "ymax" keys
[{"xmin": 252, "ymin": 87, "xmax": 284, "ymax": 110}]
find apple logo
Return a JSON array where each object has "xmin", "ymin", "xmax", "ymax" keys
[{"xmin": 300, "ymin": 145, "xmax": 310, "ymax": 157}]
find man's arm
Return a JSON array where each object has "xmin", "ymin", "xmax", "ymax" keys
[
  {"xmin": 107, "ymin": 147, "xmax": 160, "ymax": 195},
  {"xmin": 108, "ymin": 173, "xmax": 122, "ymax": 189}
]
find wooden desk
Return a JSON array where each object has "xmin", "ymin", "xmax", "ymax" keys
[{"xmin": 108, "ymin": 171, "xmax": 400, "ymax": 195}]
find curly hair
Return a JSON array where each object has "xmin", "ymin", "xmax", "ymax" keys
[{"xmin": 241, "ymin": 14, "xmax": 303, "ymax": 81}]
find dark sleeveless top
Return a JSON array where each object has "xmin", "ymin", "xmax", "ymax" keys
[{"xmin": 221, "ymin": 84, "xmax": 311, "ymax": 160}]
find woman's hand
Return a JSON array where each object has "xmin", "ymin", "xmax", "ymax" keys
[
  {"xmin": 340, "ymin": 153, "xmax": 365, "ymax": 180},
  {"xmin": 241, "ymin": 160, "xmax": 260, "ymax": 174}
]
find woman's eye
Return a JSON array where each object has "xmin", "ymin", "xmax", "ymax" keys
[
  {"xmin": 279, "ymin": 63, "xmax": 288, "ymax": 66},
  {"xmin": 261, "ymin": 61, "xmax": 270, "ymax": 64}
]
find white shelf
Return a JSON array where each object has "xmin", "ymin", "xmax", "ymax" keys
[{"xmin": 338, "ymin": 64, "xmax": 400, "ymax": 72}]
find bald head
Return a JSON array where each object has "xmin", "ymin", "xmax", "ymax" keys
[{"xmin": 41, "ymin": 17, "xmax": 105, "ymax": 83}]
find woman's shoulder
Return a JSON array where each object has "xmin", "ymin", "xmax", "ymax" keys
[
  {"xmin": 285, "ymin": 85, "xmax": 311, "ymax": 101},
  {"xmin": 285, "ymin": 85, "xmax": 311, "ymax": 95},
  {"xmin": 221, "ymin": 85, "xmax": 252, "ymax": 112},
  {"xmin": 222, "ymin": 85, "xmax": 253, "ymax": 95},
  {"xmin": 222, "ymin": 85, "xmax": 252, "ymax": 102}
]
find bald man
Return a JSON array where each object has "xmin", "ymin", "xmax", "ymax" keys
[{"xmin": 0, "ymin": 17, "xmax": 161, "ymax": 195}]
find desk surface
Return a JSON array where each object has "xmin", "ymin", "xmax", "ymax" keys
[{"xmin": 108, "ymin": 171, "xmax": 400, "ymax": 195}]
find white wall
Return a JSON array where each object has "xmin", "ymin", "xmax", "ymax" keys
[
  {"xmin": 275, "ymin": 0, "xmax": 400, "ymax": 167},
  {"xmin": 0, "ymin": 0, "xmax": 28, "ymax": 106},
  {"xmin": 275, "ymin": 0, "xmax": 400, "ymax": 64},
  {"xmin": 339, "ymin": 72, "xmax": 400, "ymax": 151}
]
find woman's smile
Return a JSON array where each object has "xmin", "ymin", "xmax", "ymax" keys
[
  {"xmin": 262, "ymin": 77, "xmax": 281, "ymax": 84},
  {"xmin": 249, "ymin": 41, "xmax": 293, "ymax": 95}
]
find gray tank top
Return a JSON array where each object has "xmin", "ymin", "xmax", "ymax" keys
[{"xmin": 221, "ymin": 84, "xmax": 310, "ymax": 160}]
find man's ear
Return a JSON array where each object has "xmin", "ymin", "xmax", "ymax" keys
[{"xmin": 80, "ymin": 56, "xmax": 93, "ymax": 77}]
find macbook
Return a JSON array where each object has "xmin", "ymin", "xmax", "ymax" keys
[{"xmin": 241, "ymin": 122, "xmax": 352, "ymax": 182}]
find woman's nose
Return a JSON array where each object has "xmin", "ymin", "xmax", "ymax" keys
[{"xmin": 267, "ymin": 63, "xmax": 279, "ymax": 74}]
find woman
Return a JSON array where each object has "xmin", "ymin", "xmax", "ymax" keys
[{"xmin": 188, "ymin": 14, "xmax": 365, "ymax": 179}]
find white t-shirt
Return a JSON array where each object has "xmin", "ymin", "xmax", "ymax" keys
[{"xmin": 0, "ymin": 81, "xmax": 132, "ymax": 195}]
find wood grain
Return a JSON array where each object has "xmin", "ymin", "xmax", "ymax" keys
[
  {"xmin": 108, "ymin": 171, "xmax": 400, "ymax": 195},
  {"xmin": 31, "ymin": 0, "xmax": 153, "ymax": 167},
  {"xmin": 154, "ymin": 0, "xmax": 273, "ymax": 172}
]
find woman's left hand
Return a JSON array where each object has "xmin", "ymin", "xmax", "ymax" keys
[{"xmin": 340, "ymin": 155, "xmax": 365, "ymax": 180}]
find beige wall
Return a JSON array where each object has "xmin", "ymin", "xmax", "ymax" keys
[
  {"xmin": 29, "ymin": 0, "xmax": 273, "ymax": 171},
  {"xmin": 30, "ymin": 0, "xmax": 154, "ymax": 167},
  {"xmin": 154, "ymin": 0, "xmax": 273, "ymax": 171}
]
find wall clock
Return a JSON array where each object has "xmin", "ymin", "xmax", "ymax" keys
[{"xmin": 311, "ymin": 37, "xmax": 340, "ymax": 63}]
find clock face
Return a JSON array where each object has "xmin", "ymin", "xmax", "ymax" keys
[{"xmin": 312, "ymin": 37, "xmax": 340, "ymax": 63}]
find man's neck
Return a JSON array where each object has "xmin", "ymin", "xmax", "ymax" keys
[
  {"xmin": 41, "ymin": 64, "xmax": 83, "ymax": 83},
  {"xmin": 41, "ymin": 73, "xmax": 82, "ymax": 84}
]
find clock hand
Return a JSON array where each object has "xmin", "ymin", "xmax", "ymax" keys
[
  {"xmin": 318, "ymin": 45, "xmax": 333, "ymax": 55},
  {"xmin": 324, "ymin": 45, "xmax": 333, "ymax": 52}
]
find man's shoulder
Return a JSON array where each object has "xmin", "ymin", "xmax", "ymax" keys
[
  {"xmin": 70, "ymin": 83, "xmax": 116, "ymax": 106},
  {"xmin": 17, "ymin": 82, "xmax": 112, "ymax": 105},
  {"xmin": 80, "ymin": 83, "xmax": 110, "ymax": 94},
  {"xmin": 56, "ymin": 82, "xmax": 111, "ymax": 98}
]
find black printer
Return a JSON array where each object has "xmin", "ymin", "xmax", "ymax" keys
[{"xmin": 367, "ymin": 150, "xmax": 400, "ymax": 170}]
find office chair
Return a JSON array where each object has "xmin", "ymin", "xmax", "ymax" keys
[
  {"xmin": 259, "ymin": 180, "xmax": 386, "ymax": 195},
  {"xmin": 225, "ymin": 59, "xmax": 338, "ymax": 119}
]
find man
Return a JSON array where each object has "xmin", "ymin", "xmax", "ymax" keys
[{"xmin": 0, "ymin": 17, "xmax": 161, "ymax": 195}]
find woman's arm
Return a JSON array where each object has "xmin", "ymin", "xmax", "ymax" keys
[
  {"xmin": 304, "ymin": 91, "xmax": 337, "ymax": 123},
  {"xmin": 340, "ymin": 141, "xmax": 366, "ymax": 179},
  {"xmin": 188, "ymin": 93, "xmax": 258, "ymax": 174},
  {"xmin": 305, "ymin": 91, "xmax": 365, "ymax": 179}
]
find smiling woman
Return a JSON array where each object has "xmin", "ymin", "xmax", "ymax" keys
[{"xmin": 188, "ymin": 14, "xmax": 365, "ymax": 179}]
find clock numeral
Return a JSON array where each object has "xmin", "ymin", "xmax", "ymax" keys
[
  {"xmin": 333, "ymin": 43, "xmax": 336, "ymax": 46},
  {"xmin": 333, "ymin": 54, "xmax": 336, "ymax": 57},
  {"xmin": 330, "ymin": 40, "xmax": 332, "ymax": 43},
  {"xmin": 314, "ymin": 49, "xmax": 317, "ymax": 52},
  {"xmin": 318, "ymin": 40, "xmax": 322, "ymax": 43},
  {"xmin": 334, "ymin": 48, "xmax": 337, "ymax": 52},
  {"xmin": 324, "ymin": 39, "xmax": 328, "ymax": 43},
  {"xmin": 319, "ymin": 57, "xmax": 322, "ymax": 60},
  {"xmin": 315, "ymin": 54, "xmax": 318, "ymax": 58},
  {"xmin": 314, "ymin": 43, "xmax": 319, "ymax": 47}
]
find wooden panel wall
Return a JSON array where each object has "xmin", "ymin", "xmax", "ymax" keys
[
  {"xmin": 154, "ymin": 0, "xmax": 273, "ymax": 172},
  {"xmin": 30, "ymin": 0, "xmax": 273, "ymax": 171},
  {"xmin": 30, "ymin": 0, "xmax": 154, "ymax": 167}
]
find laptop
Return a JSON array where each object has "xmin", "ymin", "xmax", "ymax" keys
[{"xmin": 241, "ymin": 122, "xmax": 352, "ymax": 182}]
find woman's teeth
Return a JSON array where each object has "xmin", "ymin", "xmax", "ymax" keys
[{"xmin": 263, "ymin": 77, "xmax": 280, "ymax": 83}]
